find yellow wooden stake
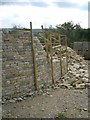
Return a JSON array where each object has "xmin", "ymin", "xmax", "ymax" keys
[
  {"xmin": 45, "ymin": 39, "xmax": 49, "ymax": 58},
  {"xmin": 58, "ymin": 33, "xmax": 62, "ymax": 77},
  {"xmin": 65, "ymin": 35, "xmax": 68, "ymax": 72},
  {"xmin": 30, "ymin": 22, "xmax": 37, "ymax": 90},
  {"xmin": 49, "ymin": 32, "xmax": 54, "ymax": 84},
  {"xmin": 41, "ymin": 25, "xmax": 49, "ymax": 58},
  {"xmin": 53, "ymin": 33, "xmax": 56, "ymax": 46}
]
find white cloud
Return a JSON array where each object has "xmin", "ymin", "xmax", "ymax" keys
[{"xmin": 0, "ymin": 0, "xmax": 88, "ymax": 28}]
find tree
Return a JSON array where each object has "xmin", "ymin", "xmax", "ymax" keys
[
  {"xmin": 48, "ymin": 21, "xmax": 89, "ymax": 47},
  {"xmin": 56, "ymin": 21, "xmax": 76, "ymax": 47}
]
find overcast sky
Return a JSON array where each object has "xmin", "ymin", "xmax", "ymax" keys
[{"xmin": 0, "ymin": 0, "xmax": 89, "ymax": 29}]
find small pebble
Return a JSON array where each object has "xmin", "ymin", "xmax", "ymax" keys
[
  {"xmin": 7, "ymin": 113, "xmax": 11, "ymax": 116},
  {"xmin": 16, "ymin": 98, "xmax": 23, "ymax": 102},
  {"xmin": 80, "ymin": 91, "xmax": 83, "ymax": 94},
  {"xmin": 83, "ymin": 108, "xmax": 88, "ymax": 111},
  {"xmin": 9, "ymin": 99, "xmax": 16, "ymax": 103},
  {"xmin": 41, "ymin": 108, "xmax": 45, "ymax": 111}
]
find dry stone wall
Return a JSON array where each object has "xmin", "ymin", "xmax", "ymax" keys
[
  {"xmin": 2, "ymin": 29, "xmax": 63, "ymax": 99},
  {"xmin": 2, "ymin": 30, "xmax": 34, "ymax": 99},
  {"xmin": 73, "ymin": 42, "xmax": 90, "ymax": 59}
]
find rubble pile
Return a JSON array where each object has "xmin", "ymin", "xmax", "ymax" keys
[{"xmin": 53, "ymin": 45, "xmax": 89, "ymax": 89}]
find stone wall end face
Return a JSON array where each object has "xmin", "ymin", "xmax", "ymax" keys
[{"xmin": 2, "ymin": 29, "xmax": 53, "ymax": 99}]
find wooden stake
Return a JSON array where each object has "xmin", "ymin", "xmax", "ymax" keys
[
  {"xmin": 41, "ymin": 25, "xmax": 43, "ymax": 30},
  {"xmin": 49, "ymin": 32, "xmax": 54, "ymax": 84},
  {"xmin": 53, "ymin": 33, "xmax": 56, "ymax": 46},
  {"xmin": 30, "ymin": 22, "xmax": 37, "ymax": 90},
  {"xmin": 41, "ymin": 25, "xmax": 49, "ymax": 58},
  {"xmin": 58, "ymin": 33, "xmax": 62, "ymax": 77},
  {"xmin": 65, "ymin": 35, "xmax": 68, "ymax": 72},
  {"xmin": 45, "ymin": 39, "xmax": 49, "ymax": 58}
]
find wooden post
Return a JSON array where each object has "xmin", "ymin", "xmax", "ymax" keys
[
  {"xmin": 49, "ymin": 32, "xmax": 54, "ymax": 84},
  {"xmin": 46, "ymin": 32, "xmax": 50, "ymax": 58},
  {"xmin": 41, "ymin": 25, "xmax": 43, "ymax": 30},
  {"xmin": 45, "ymin": 39, "xmax": 49, "ymax": 58},
  {"xmin": 30, "ymin": 22, "xmax": 37, "ymax": 90},
  {"xmin": 58, "ymin": 33, "xmax": 62, "ymax": 77},
  {"xmin": 65, "ymin": 35, "xmax": 68, "ymax": 72},
  {"xmin": 53, "ymin": 32, "xmax": 56, "ymax": 46},
  {"xmin": 41, "ymin": 26, "xmax": 49, "ymax": 58}
]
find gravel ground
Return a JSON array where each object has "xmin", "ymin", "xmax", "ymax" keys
[
  {"xmin": 2, "ymin": 88, "xmax": 88, "ymax": 118},
  {"xmin": 2, "ymin": 60, "xmax": 90, "ymax": 119}
]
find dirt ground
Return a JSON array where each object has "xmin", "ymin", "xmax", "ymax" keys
[
  {"xmin": 2, "ymin": 88, "xmax": 88, "ymax": 118},
  {"xmin": 2, "ymin": 60, "xmax": 90, "ymax": 119}
]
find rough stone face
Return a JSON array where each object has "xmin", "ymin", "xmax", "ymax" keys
[{"xmin": 2, "ymin": 29, "xmax": 65, "ymax": 100}]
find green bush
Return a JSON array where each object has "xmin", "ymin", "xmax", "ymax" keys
[
  {"xmin": 37, "ymin": 35, "xmax": 45, "ymax": 44},
  {"xmin": 56, "ymin": 112, "xmax": 66, "ymax": 118}
]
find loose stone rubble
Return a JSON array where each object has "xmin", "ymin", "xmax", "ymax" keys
[{"xmin": 53, "ymin": 45, "xmax": 89, "ymax": 89}]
